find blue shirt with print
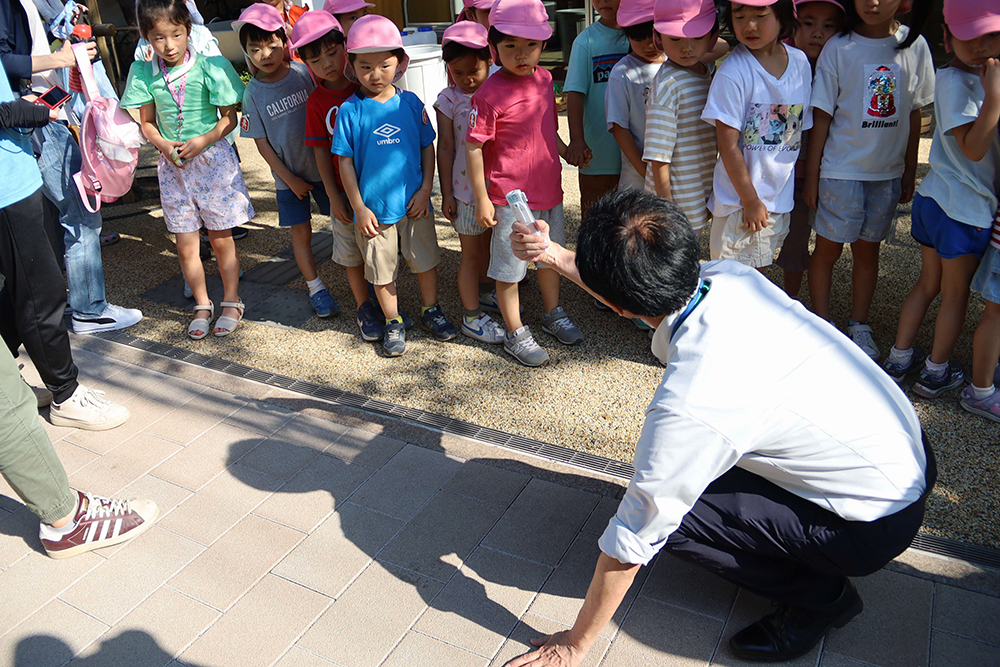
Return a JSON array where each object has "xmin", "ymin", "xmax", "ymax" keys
[
  {"xmin": 331, "ymin": 87, "xmax": 435, "ymax": 225},
  {"xmin": 0, "ymin": 61, "xmax": 42, "ymax": 210}
]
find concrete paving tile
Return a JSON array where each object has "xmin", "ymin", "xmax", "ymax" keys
[
  {"xmin": 60, "ymin": 527, "xmax": 204, "ymax": 625},
  {"xmin": 84, "ymin": 366, "xmax": 165, "ymax": 406},
  {"xmin": 600, "ymin": 596, "xmax": 724, "ymax": 667},
  {"xmin": 932, "ymin": 584, "xmax": 1000, "ymax": 646},
  {"xmin": 296, "ymin": 562, "xmax": 442, "ymax": 667},
  {"xmin": 349, "ymin": 445, "xmax": 463, "ymax": 521},
  {"xmin": 482, "ymin": 479, "xmax": 599, "ymax": 566},
  {"xmin": 143, "ymin": 387, "xmax": 248, "ymax": 445},
  {"xmin": 929, "ymin": 630, "xmax": 1000, "ymax": 667},
  {"xmin": 380, "ymin": 491, "xmax": 505, "ymax": 582},
  {"xmin": 580, "ymin": 496, "xmax": 619, "ymax": 536},
  {"xmin": 68, "ymin": 432, "xmax": 181, "ymax": 496},
  {"xmin": 0, "ymin": 599, "xmax": 108, "ymax": 667},
  {"xmin": 152, "ymin": 423, "xmax": 265, "ymax": 491},
  {"xmin": 0, "ymin": 501, "xmax": 50, "ymax": 569},
  {"xmin": 415, "ymin": 546, "xmax": 552, "ymax": 657},
  {"xmin": 52, "ymin": 440, "xmax": 100, "ymax": 476},
  {"xmin": 819, "ymin": 653, "xmax": 878, "ymax": 666},
  {"xmin": 65, "ymin": 396, "xmax": 178, "ymax": 455},
  {"xmin": 273, "ymin": 646, "xmax": 338, "ymax": 666},
  {"xmin": 169, "ymin": 514, "xmax": 305, "ymax": 610},
  {"xmin": 272, "ymin": 501, "xmax": 404, "ymax": 599},
  {"xmin": 96, "ymin": 475, "xmax": 195, "ymax": 559},
  {"xmin": 71, "ymin": 587, "xmax": 220, "ymax": 666},
  {"xmin": 41, "ymin": 417, "xmax": 79, "ymax": 445},
  {"xmin": 157, "ymin": 464, "xmax": 282, "ymax": 545},
  {"xmin": 640, "ymin": 554, "xmax": 738, "ymax": 621},
  {"xmin": 889, "ymin": 550, "xmax": 1000, "ymax": 598},
  {"xmin": 824, "ymin": 570, "xmax": 932, "ymax": 667},
  {"xmin": 223, "ymin": 400, "xmax": 297, "ymax": 435},
  {"xmin": 131, "ymin": 374, "xmax": 205, "ymax": 408},
  {"xmin": 382, "ymin": 632, "xmax": 488, "ymax": 667},
  {"xmin": 527, "ymin": 533, "xmax": 647, "ymax": 640},
  {"xmin": 73, "ymin": 354, "xmax": 133, "ymax": 386},
  {"xmin": 712, "ymin": 588, "xmax": 819, "ymax": 667},
  {"xmin": 0, "ymin": 550, "xmax": 103, "ymax": 634},
  {"xmin": 443, "ymin": 460, "xmax": 530, "ymax": 507},
  {"xmin": 490, "ymin": 613, "xmax": 611, "ymax": 667},
  {"xmin": 180, "ymin": 574, "xmax": 331, "ymax": 667},
  {"xmin": 236, "ymin": 433, "xmax": 326, "ymax": 481},
  {"xmin": 254, "ymin": 453, "xmax": 375, "ymax": 534},
  {"xmin": 325, "ymin": 427, "xmax": 407, "ymax": 468}
]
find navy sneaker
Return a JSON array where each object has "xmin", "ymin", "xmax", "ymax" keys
[
  {"xmin": 367, "ymin": 285, "xmax": 414, "ymax": 329},
  {"xmin": 420, "ymin": 304, "xmax": 458, "ymax": 341},
  {"xmin": 383, "ymin": 320, "xmax": 406, "ymax": 356},
  {"xmin": 356, "ymin": 302, "xmax": 384, "ymax": 341},
  {"xmin": 882, "ymin": 347, "xmax": 925, "ymax": 384},
  {"xmin": 912, "ymin": 361, "xmax": 965, "ymax": 399},
  {"xmin": 310, "ymin": 289, "xmax": 340, "ymax": 318}
]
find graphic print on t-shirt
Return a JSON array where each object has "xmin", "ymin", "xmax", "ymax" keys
[
  {"xmin": 373, "ymin": 123, "xmax": 402, "ymax": 145},
  {"xmin": 592, "ymin": 53, "xmax": 627, "ymax": 84},
  {"xmin": 863, "ymin": 63, "xmax": 900, "ymax": 125},
  {"xmin": 325, "ymin": 106, "xmax": 340, "ymax": 135},
  {"xmin": 742, "ymin": 103, "xmax": 804, "ymax": 151}
]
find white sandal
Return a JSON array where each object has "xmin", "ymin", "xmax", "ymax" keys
[
  {"xmin": 188, "ymin": 303, "xmax": 214, "ymax": 340},
  {"xmin": 213, "ymin": 300, "xmax": 245, "ymax": 337}
]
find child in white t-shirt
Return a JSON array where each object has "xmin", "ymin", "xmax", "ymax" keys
[
  {"xmin": 702, "ymin": 0, "xmax": 812, "ymax": 268},
  {"xmin": 804, "ymin": 0, "xmax": 935, "ymax": 359}
]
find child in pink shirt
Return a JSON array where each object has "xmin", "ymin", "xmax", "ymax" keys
[{"xmin": 466, "ymin": 0, "xmax": 581, "ymax": 367}]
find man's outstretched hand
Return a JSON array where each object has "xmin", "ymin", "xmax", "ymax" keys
[
  {"xmin": 504, "ymin": 631, "xmax": 587, "ymax": 667},
  {"xmin": 509, "ymin": 220, "xmax": 553, "ymax": 264}
]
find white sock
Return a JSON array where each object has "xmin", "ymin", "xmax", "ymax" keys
[
  {"xmin": 306, "ymin": 278, "xmax": 325, "ymax": 297},
  {"xmin": 888, "ymin": 346, "xmax": 913, "ymax": 364},
  {"xmin": 971, "ymin": 384, "xmax": 996, "ymax": 399},
  {"xmin": 924, "ymin": 358, "xmax": 948, "ymax": 375}
]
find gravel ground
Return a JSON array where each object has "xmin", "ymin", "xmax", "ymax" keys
[{"xmin": 94, "ymin": 119, "xmax": 1000, "ymax": 550}]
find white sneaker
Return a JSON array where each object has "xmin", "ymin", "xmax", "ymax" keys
[
  {"xmin": 846, "ymin": 322, "xmax": 879, "ymax": 360},
  {"xmin": 50, "ymin": 385, "xmax": 130, "ymax": 431},
  {"xmin": 72, "ymin": 304, "xmax": 143, "ymax": 335},
  {"xmin": 461, "ymin": 313, "xmax": 506, "ymax": 344}
]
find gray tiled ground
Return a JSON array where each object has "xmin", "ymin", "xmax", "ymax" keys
[{"xmin": 5, "ymin": 341, "xmax": 1000, "ymax": 667}]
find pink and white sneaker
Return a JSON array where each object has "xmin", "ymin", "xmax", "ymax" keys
[
  {"xmin": 39, "ymin": 491, "xmax": 158, "ymax": 559},
  {"xmin": 959, "ymin": 386, "xmax": 1000, "ymax": 425}
]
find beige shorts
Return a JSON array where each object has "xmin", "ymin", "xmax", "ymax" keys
[
  {"xmin": 332, "ymin": 218, "xmax": 363, "ymax": 267},
  {"xmin": 710, "ymin": 210, "xmax": 791, "ymax": 268},
  {"xmin": 356, "ymin": 214, "xmax": 440, "ymax": 285}
]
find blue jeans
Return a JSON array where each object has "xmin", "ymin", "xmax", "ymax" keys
[{"xmin": 37, "ymin": 122, "xmax": 107, "ymax": 318}]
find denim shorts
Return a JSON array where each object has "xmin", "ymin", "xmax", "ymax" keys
[
  {"xmin": 972, "ymin": 244, "xmax": 1000, "ymax": 304},
  {"xmin": 910, "ymin": 194, "xmax": 992, "ymax": 259},
  {"xmin": 813, "ymin": 178, "xmax": 901, "ymax": 244},
  {"xmin": 488, "ymin": 202, "xmax": 566, "ymax": 283},
  {"xmin": 276, "ymin": 182, "xmax": 330, "ymax": 227}
]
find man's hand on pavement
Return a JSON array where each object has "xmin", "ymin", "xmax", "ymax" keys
[{"xmin": 503, "ymin": 631, "xmax": 587, "ymax": 667}]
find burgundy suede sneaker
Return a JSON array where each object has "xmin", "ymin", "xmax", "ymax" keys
[{"xmin": 39, "ymin": 491, "xmax": 158, "ymax": 559}]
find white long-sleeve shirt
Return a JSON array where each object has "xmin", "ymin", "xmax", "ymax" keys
[{"xmin": 598, "ymin": 261, "xmax": 927, "ymax": 566}]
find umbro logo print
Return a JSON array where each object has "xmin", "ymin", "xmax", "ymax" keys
[{"xmin": 373, "ymin": 123, "xmax": 402, "ymax": 145}]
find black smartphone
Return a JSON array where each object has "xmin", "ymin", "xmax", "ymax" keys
[{"xmin": 35, "ymin": 84, "xmax": 71, "ymax": 110}]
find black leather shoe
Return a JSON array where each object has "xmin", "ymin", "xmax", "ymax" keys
[{"xmin": 729, "ymin": 579, "xmax": 863, "ymax": 662}]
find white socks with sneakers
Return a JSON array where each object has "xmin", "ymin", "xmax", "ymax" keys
[
  {"xmin": 887, "ymin": 346, "xmax": 912, "ymax": 365},
  {"xmin": 924, "ymin": 359, "xmax": 948, "ymax": 376},
  {"xmin": 306, "ymin": 278, "xmax": 326, "ymax": 297},
  {"xmin": 970, "ymin": 384, "xmax": 996, "ymax": 399}
]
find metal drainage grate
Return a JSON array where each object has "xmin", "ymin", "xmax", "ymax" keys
[{"xmin": 90, "ymin": 329, "xmax": 1000, "ymax": 573}]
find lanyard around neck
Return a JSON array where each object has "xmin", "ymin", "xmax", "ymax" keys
[
  {"xmin": 158, "ymin": 49, "xmax": 191, "ymax": 137},
  {"xmin": 670, "ymin": 279, "xmax": 710, "ymax": 340}
]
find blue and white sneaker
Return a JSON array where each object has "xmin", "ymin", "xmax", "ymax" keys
[
  {"xmin": 383, "ymin": 320, "xmax": 406, "ymax": 356},
  {"xmin": 310, "ymin": 289, "xmax": 340, "ymax": 318},
  {"xmin": 420, "ymin": 304, "xmax": 458, "ymax": 341},
  {"xmin": 461, "ymin": 313, "xmax": 505, "ymax": 344},
  {"xmin": 912, "ymin": 361, "xmax": 965, "ymax": 399},
  {"xmin": 882, "ymin": 347, "xmax": 925, "ymax": 384},
  {"xmin": 541, "ymin": 306, "xmax": 583, "ymax": 345},
  {"xmin": 356, "ymin": 302, "xmax": 384, "ymax": 341},
  {"xmin": 368, "ymin": 284, "xmax": 414, "ymax": 329}
]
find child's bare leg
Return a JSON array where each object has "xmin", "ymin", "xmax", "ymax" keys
[
  {"xmin": 346, "ymin": 266, "xmax": 369, "ymax": 308},
  {"xmin": 783, "ymin": 270, "xmax": 804, "ymax": 298},
  {"xmin": 291, "ymin": 223, "xmax": 318, "ymax": 282},
  {"xmin": 848, "ymin": 239, "xmax": 881, "ymax": 323},
  {"xmin": 928, "ymin": 254, "xmax": 979, "ymax": 364},
  {"xmin": 458, "ymin": 234, "xmax": 483, "ymax": 312},
  {"xmin": 176, "ymin": 231, "xmax": 208, "ymax": 305},
  {"xmin": 537, "ymin": 267, "xmax": 560, "ymax": 314},
  {"xmin": 497, "ymin": 280, "xmax": 522, "ymax": 331},
  {"xmin": 374, "ymin": 282, "xmax": 398, "ymax": 320},
  {"xmin": 478, "ymin": 229, "xmax": 492, "ymax": 284},
  {"xmin": 207, "ymin": 228, "xmax": 241, "ymax": 325},
  {"xmin": 972, "ymin": 300, "xmax": 1000, "ymax": 388},
  {"xmin": 808, "ymin": 235, "xmax": 843, "ymax": 320},
  {"xmin": 893, "ymin": 246, "xmax": 942, "ymax": 351},
  {"xmin": 415, "ymin": 266, "xmax": 439, "ymax": 309}
]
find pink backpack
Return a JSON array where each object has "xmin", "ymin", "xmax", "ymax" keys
[{"xmin": 72, "ymin": 43, "xmax": 145, "ymax": 213}]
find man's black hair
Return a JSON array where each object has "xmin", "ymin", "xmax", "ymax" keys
[
  {"xmin": 136, "ymin": 0, "xmax": 192, "ymax": 38},
  {"xmin": 724, "ymin": 0, "xmax": 798, "ymax": 44},
  {"xmin": 297, "ymin": 29, "xmax": 346, "ymax": 61},
  {"xmin": 347, "ymin": 48, "xmax": 407, "ymax": 64},
  {"xmin": 840, "ymin": 0, "xmax": 930, "ymax": 50},
  {"xmin": 576, "ymin": 189, "xmax": 701, "ymax": 317},
  {"xmin": 622, "ymin": 20, "xmax": 654, "ymax": 43},
  {"xmin": 239, "ymin": 23, "xmax": 287, "ymax": 51},
  {"xmin": 442, "ymin": 41, "xmax": 492, "ymax": 64}
]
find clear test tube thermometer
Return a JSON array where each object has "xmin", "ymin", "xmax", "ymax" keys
[{"xmin": 505, "ymin": 189, "xmax": 549, "ymax": 244}]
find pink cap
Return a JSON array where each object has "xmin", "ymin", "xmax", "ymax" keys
[
  {"xmin": 289, "ymin": 10, "xmax": 344, "ymax": 52},
  {"xmin": 464, "ymin": 0, "xmax": 494, "ymax": 9},
  {"xmin": 443, "ymin": 21, "xmax": 490, "ymax": 49},
  {"xmin": 322, "ymin": 0, "xmax": 375, "ymax": 15},
  {"xmin": 793, "ymin": 0, "xmax": 844, "ymax": 9},
  {"xmin": 944, "ymin": 0, "xmax": 1000, "ymax": 41},
  {"xmin": 654, "ymin": 0, "xmax": 716, "ymax": 38},
  {"xmin": 343, "ymin": 15, "xmax": 409, "ymax": 83},
  {"xmin": 489, "ymin": 0, "xmax": 553, "ymax": 41},
  {"xmin": 232, "ymin": 3, "xmax": 285, "ymax": 36},
  {"xmin": 729, "ymin": 0, "xmax": 779, "ymax": 5},
  {"xmin": 618, "ymin": 0, "xmax": 655, "ymax": 28}
]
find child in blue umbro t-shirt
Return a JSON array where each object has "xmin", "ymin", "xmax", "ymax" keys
[{"xmin": 331, "ymin": 15, "xmax": 457, "ymax": 357}]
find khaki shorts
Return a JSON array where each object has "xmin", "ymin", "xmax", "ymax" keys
[
  {"xmin": 356, "ymin": 213, "xmax": 440, "ymax": 285},
  {"xmin": 710, "ymin": 209, "xmax": 791, "ymax": 268},
  {"xmin": 332, "ymin": 218, "xmax": 363, "ymax": 267}
]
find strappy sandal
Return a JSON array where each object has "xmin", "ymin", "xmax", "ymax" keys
[
  {"xmin": 213, "ymin": 300, "xmax": 245, "ymax": 337},
  {"xmin": 188, "ymin": 303, "xmax": 214, "ymax": 340}
]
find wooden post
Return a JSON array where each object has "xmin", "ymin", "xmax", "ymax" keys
[
  {"xmin": 370, "ymin": 0, "xmax": 405, "ymax": 29},
  {"xmin": 85, "ymin": 0, "xmax": 121, "ymax": 91}
]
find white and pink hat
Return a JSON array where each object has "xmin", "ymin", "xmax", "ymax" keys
[
  {"xmin": 489, "ymin": 0, "xmax": 553, "ymax": 41},
  {"xmin": 944, "ymin": 0, "xmax": 1000, "ymax": 41},
  {"xmin": 793, "ymin": 0, "xmax": 844, "ymax": 9},
  {"xmin": 464, "ymin": 0, "xmax": 495, "ymax": 9},
  {"xmin": 289, "ymin": 10, "xmax": 344, "ymax": 53},
  {"xmin": 322, "ymin": 0, "xmax": 374, "ymax": 15},
  {"xmin": 443, "ymin": 21, "xmax": 490, "ymax": 49},
  {"xmin": 232, "ymin": 4, "xmax": 289, "ymax": 75},
  {"xmin": 343, "ymin": 14, "xmax": 409, "ymax": 83},
  {"xmin": 618, "ymin": 0, "xmax": 655, "ymax": 28},
  {"xmin": 654, "ymin": 0, "xmax": 716, "ymax": 38}
]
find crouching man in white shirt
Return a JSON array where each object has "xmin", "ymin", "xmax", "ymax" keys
[{"xmin": 504, "ymin": 189, "xmax": 934, "ymax": 666}]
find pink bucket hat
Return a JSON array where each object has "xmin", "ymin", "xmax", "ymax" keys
[
  {"xmin": 944, "ymin": 0, "xmax": 1000, "ymax": 41},
  {"xmin": 322, "ymin": 0, "xmax": 374, "ymax": 14},
  {"xmin": 464, "ymin": 0, "xmax": 494, "ymax": 9},
  {"xmin": 343, "ymin": 15, "xmax": 409, "ymax": 83},
  {"xmin": 289, "ymin": 10, "xmax": 344, "ymax": 52},
  {"xmin": 232, "ymin": 3, "xmax": 285, "ymax": 36},
  {"xmin": 654, "ymin": 0, "xmax": 716, "ymax": 38},
  {"xmin": 443, "ymin": 21, "xmax": 489, "ymax": 49},
  {"xmin": 793, "ymin": 0, "xmax": 844, "ymax": 9},
  {"xmin": 618, "ymin": 0, "xmax": 655, "ymax": 28},
  {"xmin": 489, "ymin": 0, "xmax": 553, "ymax": 41}
]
